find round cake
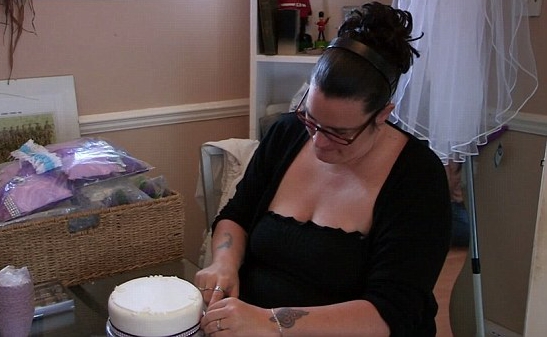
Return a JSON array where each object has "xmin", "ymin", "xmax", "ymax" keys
[{"xmin": 107, "ymin": 276, "xmax": 203, "ymax": 337}]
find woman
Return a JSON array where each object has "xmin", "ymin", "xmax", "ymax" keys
[{"xmin": 195, "ymin": 2, "xmax": 451, "ymax": 336}]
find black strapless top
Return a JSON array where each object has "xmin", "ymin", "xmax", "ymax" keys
[{"xmin": 239, "ymin": 211, "xmax": 370, "ymax": 308}]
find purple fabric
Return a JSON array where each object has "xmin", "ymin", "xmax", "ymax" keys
[
  {"xmin": 0, "ymin": 137, "xmax": 152, "ymax": 223},
  {"xmin": 0, "ymin": 171, "xmax": 72, "ymax": 222}
]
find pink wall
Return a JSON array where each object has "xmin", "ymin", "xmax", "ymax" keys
[{"xmin": 1, "ymin": 0, "xmax": 250, "ymax": 115}]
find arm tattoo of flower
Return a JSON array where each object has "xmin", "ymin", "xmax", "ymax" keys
[
  {"xmin": 216, "ymin": 232, "xmax": 233, "ymax": 250},
  {"xmin": 270, "ymin": 308, "xmax": 309, "ymax": 329}
]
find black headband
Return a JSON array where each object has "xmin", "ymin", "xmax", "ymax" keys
[{"xmin": 326, "ymin": 37, "xmax": 399, "ymax": 97}]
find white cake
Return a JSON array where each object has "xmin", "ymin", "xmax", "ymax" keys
[{"xmin": 108, "ymin": 276, "xmax": 203, "ymax": 337}]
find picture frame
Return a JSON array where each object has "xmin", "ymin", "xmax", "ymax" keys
[{"xmin": 0, "ymin": 75, "xmax": 80, "ymax": 161}]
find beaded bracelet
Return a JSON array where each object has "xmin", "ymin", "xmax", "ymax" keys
[{"xmin": 271, "ymin": 308, "xmax": 283, "ymax": 336}]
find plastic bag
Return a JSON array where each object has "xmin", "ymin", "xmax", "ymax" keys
[
  {"xmin": 0, "ymin": 169, "xmax": 72, "ymax": 222},
  {"xmin": 0, "ymin": 137, "xmax": 154, "ymax": 223},
  {"xmin": 132, "ymin": 175, "xmax": 167, "ymax": 199},
  {"xmin": 75, "ymin": 176, "xmax": 152, "ymax": 209},
  {"xmin": 46, "ymin": 138, "xmax": 153, "ymax": 184}
]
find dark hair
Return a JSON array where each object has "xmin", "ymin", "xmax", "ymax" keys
[{"xmin": 310, "ymin": 2, "xmax": 421, "ymax": 115}]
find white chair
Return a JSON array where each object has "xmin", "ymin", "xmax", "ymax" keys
[
  {"xmin": 196, "ymin": 139, "xmax": 259, "ymax": 268},
  {"xmin": 199, "ymin": 144, "xmax": 226, "ymax": 232}
]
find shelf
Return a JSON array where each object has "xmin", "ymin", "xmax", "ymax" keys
[
  {"xmin": 255, "ymin": 54, "xmax": 320, "ymax": 64},
  {"xmin": 250, "ymin": 0, "xmax": 364, "ymax": 139}
]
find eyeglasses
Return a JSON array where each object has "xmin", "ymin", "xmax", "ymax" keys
[{"xmin": 295, "ymin": 88, "xmax": 377, "ymax": 146}]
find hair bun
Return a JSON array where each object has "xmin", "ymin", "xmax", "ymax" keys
[{"xmin": 338, "ymin": 2, "xmax": 422, "ymax": 74}]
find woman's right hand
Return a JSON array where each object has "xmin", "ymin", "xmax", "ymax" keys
[
  {"xmin": 195, "ymin": 260, "xmax": 240, "ymax": 306},
  {"xmin": 195, "ymin": 219, "xmax": 247, "ymax": 306}
]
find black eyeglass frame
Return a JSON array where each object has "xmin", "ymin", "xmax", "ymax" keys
[{"xmin": 294, "ymin": 88, "xmax": 379, "ymax": 145}]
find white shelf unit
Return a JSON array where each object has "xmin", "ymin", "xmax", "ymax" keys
[{"xmin": 249, "ymin": 0, "xmax": 363, "ymax": 139}]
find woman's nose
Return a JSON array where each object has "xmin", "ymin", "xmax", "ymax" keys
[{"xmin": 311, "ymin": 130, "xmax": 332, "ymax": 147}]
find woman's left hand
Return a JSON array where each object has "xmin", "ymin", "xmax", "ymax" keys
[{"xmin": 201, "ymin": 297, "xmax": 278, "ymax": 336}]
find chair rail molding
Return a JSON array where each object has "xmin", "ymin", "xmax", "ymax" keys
[
  {"xmin": 508, "ymin": 112, "xmax": 547, "ymax": 136},
  {"xmin": 79, "ymin": 98, "xmax": 249, "ymax": 135},
  {"xmin": 79, "ymin": 102, "xmax": 545, "ymax": 136}
]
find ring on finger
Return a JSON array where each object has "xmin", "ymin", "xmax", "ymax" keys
[
  {"xmin": 216, "ymin": 318, "xmax": 223, "ymax": 331},
  {"xmin": 198, "ymin": 286, "xmax": 212, "ymax": 291},
  {"xmin": 213, "ymin": 285, "xmax": 225, "ymax": 293}
]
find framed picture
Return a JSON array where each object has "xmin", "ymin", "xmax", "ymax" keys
[{"xmin": 0, "ymin": 75, "xmax": 79, "ymax": 161}]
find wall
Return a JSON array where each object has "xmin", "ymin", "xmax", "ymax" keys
[
  {"xmin": 0, "ymin": 0, "xmax": 251, "ymax": 264},
  {"xmin": 525, "ymin": 13, "xmax": 547, "ymax": 115},
  {"xmin": 450, "ymin": 130, "xmax": 546, "ymax": 336},
  {"xmin": 1, "ymin": 1, "xmax": 250, "ymax": 113},
  {"xmin": 524, "ymin": 150, "xmax": 547, "ymax": 336}
]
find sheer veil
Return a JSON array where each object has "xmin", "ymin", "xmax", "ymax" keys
[{"xmin": 391, "ymin": 0, "xmax": 538, "ymax": 163}]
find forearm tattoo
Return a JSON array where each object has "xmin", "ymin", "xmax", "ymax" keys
[
  {"xmin": 215, "ymin": 232, "xmax": 233, "ymax": 251},
  {"xmin": 270, "ymin": 308, "xmax": 309, "ymax": 329}
]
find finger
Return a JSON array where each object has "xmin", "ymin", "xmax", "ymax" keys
[
  {"xmin": 194, "ymin": 271, "xmax": 213, "ymax": 291},
  {"xmin": 213, "ymin": 285, "xmax": 226, "ymax": 294},
  {"xmin": 193, "ymin": 271, "xmax": 207, "ymax": 288},
  {"xmin": 202, "ymin": 314, "xmax": 228, "ymax": 335},
  {"xmin": 196, "ymin": 283, "xmax": 217, "ymax": 305},
  {"xmin": 230, "ymin": 283, "xmax": 240, "ymax": 299},
  {"xmin": 209, "ymin": 291, "xmax": 226, "ymax": 306}
]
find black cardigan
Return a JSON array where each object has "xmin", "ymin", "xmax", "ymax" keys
[{"xmin": 214, "ymin": 113, "xmax": 452, "ymax": 336}]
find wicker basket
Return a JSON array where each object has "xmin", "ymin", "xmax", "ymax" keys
[{"xmin": 0, "ymin": 191, "xmax": 184, "ymax": 286}]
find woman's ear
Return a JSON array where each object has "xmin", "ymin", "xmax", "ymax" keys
[{"xmin": 375, "ymin": 103, "xmax": 395, "ymax": 124}]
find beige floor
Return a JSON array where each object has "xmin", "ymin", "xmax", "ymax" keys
[{"xmin": 434, "ymin": 246, "xmax": 468, "ymax": 337}]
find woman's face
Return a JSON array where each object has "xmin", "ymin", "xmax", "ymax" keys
[{"xmin": 302, "ymin": 85, "xmax": 382, "ymax": 165}]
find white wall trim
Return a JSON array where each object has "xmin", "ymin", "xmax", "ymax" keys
[
  {"xmin": 79, "ymin": 98, "xmax": 249, "ymax": 135},
  {"xmin": 79, "ymin": 101, "xmax": 546, "ymax": 137},
  {"xmin": 508, "ymin": 112, "xmax": 547, "ymax": 136}
]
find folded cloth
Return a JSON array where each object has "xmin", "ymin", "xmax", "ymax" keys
[{"xmin": 195, "ymin": 138, "xmax": 259, "ymax": 268}]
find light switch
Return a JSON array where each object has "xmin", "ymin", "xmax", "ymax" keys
[{"xmin": 528, "ymin": 0, "xmax": 543, "ymax": 16}]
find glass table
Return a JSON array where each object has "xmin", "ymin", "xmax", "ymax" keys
[{"xmin": 30, "ymin": 259, "xmax": 201, "ymax": 337}]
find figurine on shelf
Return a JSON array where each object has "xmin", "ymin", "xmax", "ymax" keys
[{"xmin": 315, "ymin": 11, "xmax": 330, "ymax": 49}]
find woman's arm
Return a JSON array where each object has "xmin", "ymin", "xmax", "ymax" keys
[
  {"xmin": 202, "ymin": 298, "xmax": 390, "ymax": 337},
  {"xmin": 271, "ymin": 301, "xmax": 389, "ymax": 337},
  {"xmin": 195, "ymin": 219, "xmax": 248, "ymax": 306},
  {"xmin": 210, "ymin": 219, "xmax": 248, "ymax": 268}
]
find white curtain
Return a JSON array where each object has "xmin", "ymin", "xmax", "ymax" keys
[{"xmin": 391, "ymin": 0, "xmax": 538, "ymax": 163}]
